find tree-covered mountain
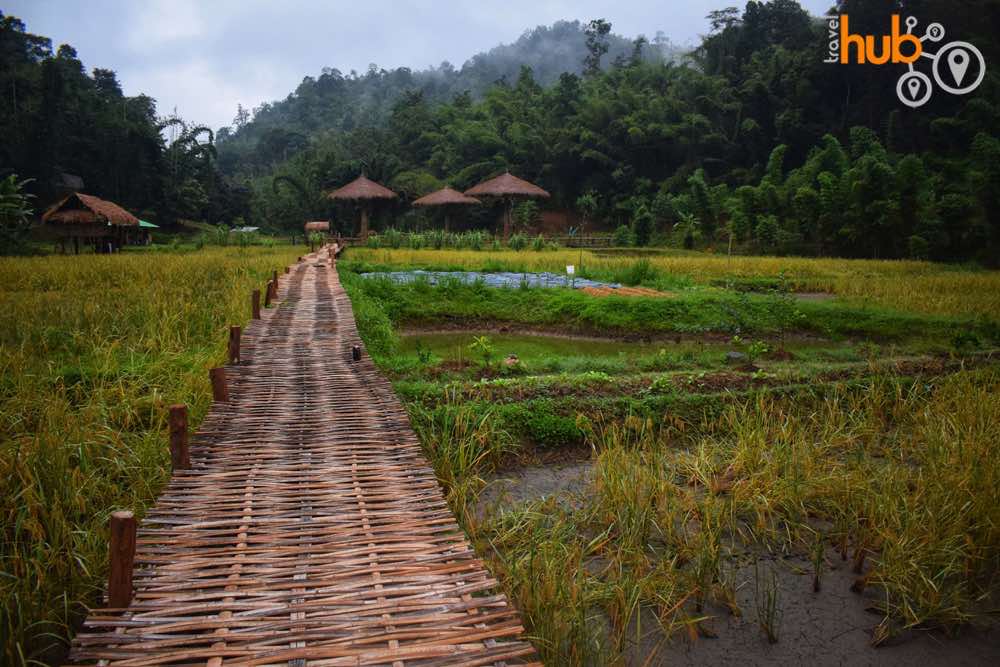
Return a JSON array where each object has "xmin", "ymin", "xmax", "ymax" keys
[
  {"xmin": 214, "ymin": 20, "xmax": 685, "ymax": 176},
  {"xmin": 239, "ymin": 1, "xmax": 1000, "ymax": 263},
  {"xmin": 3, "ymin": 2, "xmax": 1000, "ymax": 263}
]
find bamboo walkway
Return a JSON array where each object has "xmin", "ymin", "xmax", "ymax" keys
[{"xmin": 69, "ymin": 248, "xmax": 537, "ymax": 666}]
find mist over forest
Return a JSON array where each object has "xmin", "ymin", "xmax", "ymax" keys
[{"xmin": 3, "ymin": 2, "xmax": 1000, "ymax": 263}]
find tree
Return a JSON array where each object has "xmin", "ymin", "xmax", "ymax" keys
[
  {"xmin": 583, "ymin": 19, "xmax": 612, "ymax": 76},
  {"xmin": 576, "ymin": 191, "xmax": 599, "ymax": 231},
  {"xmin": 631, "ymin": 203, "xmax": 653, "ymax": 246},
  {"xmin": 0, "ymin": 174, "xmax": 34, "ymax": 254}
]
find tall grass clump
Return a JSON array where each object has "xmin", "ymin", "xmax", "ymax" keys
[
  {"xmin": 0, "ymin": 246, "xmax": 299, "ymax": 664},
  {"xmin": 408, "ymin": 389, "xmax": 513, "ymax": 527}
]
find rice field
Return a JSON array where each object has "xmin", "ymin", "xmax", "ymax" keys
[
  {"xmin": 2, "ymin": 244, "xmax": 999, "ymax": 665},
  {"xmin": 349, "ymin": 248, "xmax": 1000, "ymax": 319},
  {"xmin": 343, "ymin": 248, "xmax": 1000, "ymax": 664},
  {"xmin": 0, "ymin": 246, "xmax": 300, "ymax": 664}
]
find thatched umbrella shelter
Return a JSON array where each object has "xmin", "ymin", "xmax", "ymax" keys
[
  {"xmin": 412, "ymin": 187, "xmax": 480, "ymax": 232},
  {"xmin": 42, "ymin": 192, "xmax": 139, "ymax": 254},
  {"xmin": 464, "ymin": 171, "xmax": 549, "ymax": 240},
  {"xmin": 303, "ymin": 221, "xmax": 330, "ymax": 251},
  {"xmin": 304, "ymin": 221, "xmax": 330, "ymax": 233},
  {"xmin": 327, "ymin": 175, "xmax": 397, "ymax": 239}
]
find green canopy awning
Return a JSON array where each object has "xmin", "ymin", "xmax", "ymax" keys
[{"xmin": 138, "ymin": 220, "xmax": 159, "ymax": 228}]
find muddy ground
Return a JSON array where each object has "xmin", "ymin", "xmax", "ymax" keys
[{"xmin": 481, "ymin": 462, "xmax": 1000, "ymax": 666}]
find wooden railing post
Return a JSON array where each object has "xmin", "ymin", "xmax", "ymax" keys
[
  {"xmin": 352, "ymin": 345, "xmax": 362, "ymax": 361},
  {"xmin": 228, "ymin": 325, "xmax": 241, "ymax": 365},
  {"xmin": 272, "ymin": 270, "xmax": 278, "ymax": 291},
  {"xmin": 108, "ymin": 511, "xmax": 137, "ymax": 608},
  {"xmin": 168, "ymin": 404, "xmax": 190, "ymax": 470},
  {"xmin": 264, "ymin": 280, "xmax": 274, "ymax": 308},
  {"xmin": 210, "ymin": 367, "xmax": 229, "ymax": 402},
  {"xmin": 251, "ymin": 289, "xmax": 261, "ymax": 319}
]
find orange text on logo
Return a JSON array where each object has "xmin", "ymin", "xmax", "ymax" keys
[{"xmin": 828, "ymin": 15, "xmax": 923, "ymax": 64}]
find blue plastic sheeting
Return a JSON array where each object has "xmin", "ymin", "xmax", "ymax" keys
[{"xmin": 360, "ymin": 270, "xmax": 622, "ymax": 290}]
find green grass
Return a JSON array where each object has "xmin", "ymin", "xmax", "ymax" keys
[
  {"xmin": 343, "ymin": 273, "xmax": 998, "ymax": 346},
  {"xmin": 0, "ymin": 246, "xmax": 300, "ymax": 665},
  {"xmin": 342, "ymin": 249, "xmax": 1000, "ymax": 663}
]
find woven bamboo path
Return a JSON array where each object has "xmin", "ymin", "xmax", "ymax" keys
[{"xmin": 69, "ymin": 248, "xmax": 537, "ymax": 666}]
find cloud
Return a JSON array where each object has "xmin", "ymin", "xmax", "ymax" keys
[
  {"xmin": 7, "ymin": 0, "xmax": 834, "ymax": 132},
  {"xmin": 125, "ymin": 0, "xmax": 206, "ymax": 53},
  {"xmin": 128, "ymin": 57, "xmax": 295, "ymax": 130}
]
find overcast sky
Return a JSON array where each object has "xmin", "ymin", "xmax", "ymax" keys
[{"xmin": 7, "ymin": 0, "xmax": 832, "ymax": 131}]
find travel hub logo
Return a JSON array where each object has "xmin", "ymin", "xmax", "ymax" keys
[{"xmin": 825, "ymin": 14, "xmax": 985, "ymax": 108}]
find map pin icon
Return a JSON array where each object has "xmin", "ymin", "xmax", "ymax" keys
[
  {"xmin": 948, "ymin": 49, "xmax": 970, "ymax": 86},
  {"xmin": 907, "ymin": 77, "xmax": 921, "ymax": 100}
]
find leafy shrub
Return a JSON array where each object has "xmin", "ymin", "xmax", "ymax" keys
[
  {"xmin": 508, "ymin": 233, "xmax": 529, "ymax": 251},
  {"xmin": 615, "ymin": 259, "xmax": 658, "ymax": 286},
  {"xmin": 631, "ymin": 204, "xmax": 654, "ymax": 247},
  {"xmin": 612, "ymin": 224, "xmax": 634, "ymax": 247},
  {"xmin": 526, "ymin": 413, "xmax": 584, "ymax": 448}
]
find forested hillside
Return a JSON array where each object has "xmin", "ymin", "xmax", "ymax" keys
[
  {"xmin": 3, "ymin": 2, "xmax": 1000, "ymax": 262},
  {"xmin": 0, "ymin": 12, "xmax": 252, "ymax": 235},
  {"xmin": 215, "ymin": 20, "xmax": 684, "ymax": 175},
  {"xmin": 232, "ymin": 1, "xmax": 1000, "ymax": 263}
]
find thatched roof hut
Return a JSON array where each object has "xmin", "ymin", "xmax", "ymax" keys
[
  {"xmin": 412, "ymin": 187, "xmax": 480, "ymax": 207},
  {"xmin": 413, "ymin": 187, "xmax": 480, "ymax": 232},
  {"xmin": 464, "ymin": 173, "xmax": 550, "ymax": 199},
  {"xmin": 327, "ymin": 175, "xmax": 397, "ymax": 238},
  {"xmin": 304, "ymin": 221, "xmax": 330, "ymax": 233},
  {"xmin": 464, "ymin": 172, "xmax": 549, "ymax": 239},
  {"xmin": 41, "ymin": 192, "xmax": 140, "ymax": 254},
  {"xmin": 43, "ymin": 192, "xmax": 139, "ymax": 228}
]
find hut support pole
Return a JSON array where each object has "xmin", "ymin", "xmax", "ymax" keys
[
  {"xmin": 108, "ymin": 511, "xmax": 137, "ymax": 608},
  {"xmin": 503, "ymin": 198, "xmax": 513, "ymax": 242},
  {"xmin": 360, "ymin": 206, "xmax": 371, "ymax": 239}
]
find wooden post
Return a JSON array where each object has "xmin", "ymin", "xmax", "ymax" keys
[
  {"xmin": 251, "ymin": 289, "xmax": 261, "ymax": 319},
  {"xmin": 264, "ymin": 280, "xmax": 273, "ymax": 308},
  {"xmin": 352, "ymin": 345, "xmax": 362, "ymax": 361},
  {"xmin": 228, "ymin": 325, "xmax": 241, "ymax": 364},
  {"xmin": 168, "ymin": 404, "xmax": 190, "ymax": 470},
  {"xmin": 360, "ymin": 206, "xmax": 370, "ymax": 239},
  {"xmin": 284, "ymin": 266, "xmax": 290, "ymax": 274},
  {"xmin": 210, "ymin": 367, "xmax": 229, "ymax": 402},
  {"xmin": 108, "ymin": 511, "xmax": 137, "ymax": 608},
  {"xmin": 272, "ymin": 270, "xmax": 278, "ymax": 291}
]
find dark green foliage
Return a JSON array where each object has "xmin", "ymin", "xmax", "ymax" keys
[
  {"xmin": 0, "ymin": 12, "xmax": 250, "ymax": 230},
  {"xmin": 6, "ymin": 4, "xmax": 1000, "ymax": 261},
  {"xmin": 631, "ymin": 204, "xmax": 654, "ymax": 247},
  {"xmin": 220, "ymin": 3, "xmax": 1000, "ymax": 263},
  {"xmin": 612, "ymin": 225, "xmax": 634, "ymax": 247},
  {"xmin": 498, "ymin": 400, "xmax": 584, "ymax": 448},
  {"xmin": 0, "ymin": 174, "xmax": 34, "ymax": 253}
]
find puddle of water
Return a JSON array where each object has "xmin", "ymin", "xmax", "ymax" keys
[
  {"xmin": 480, "ymin": 461, "xmax": 592, "ymax": 509},
  {"xmin": 361, "ymin": 270, "xmax": 620, "ymax": 289}
]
